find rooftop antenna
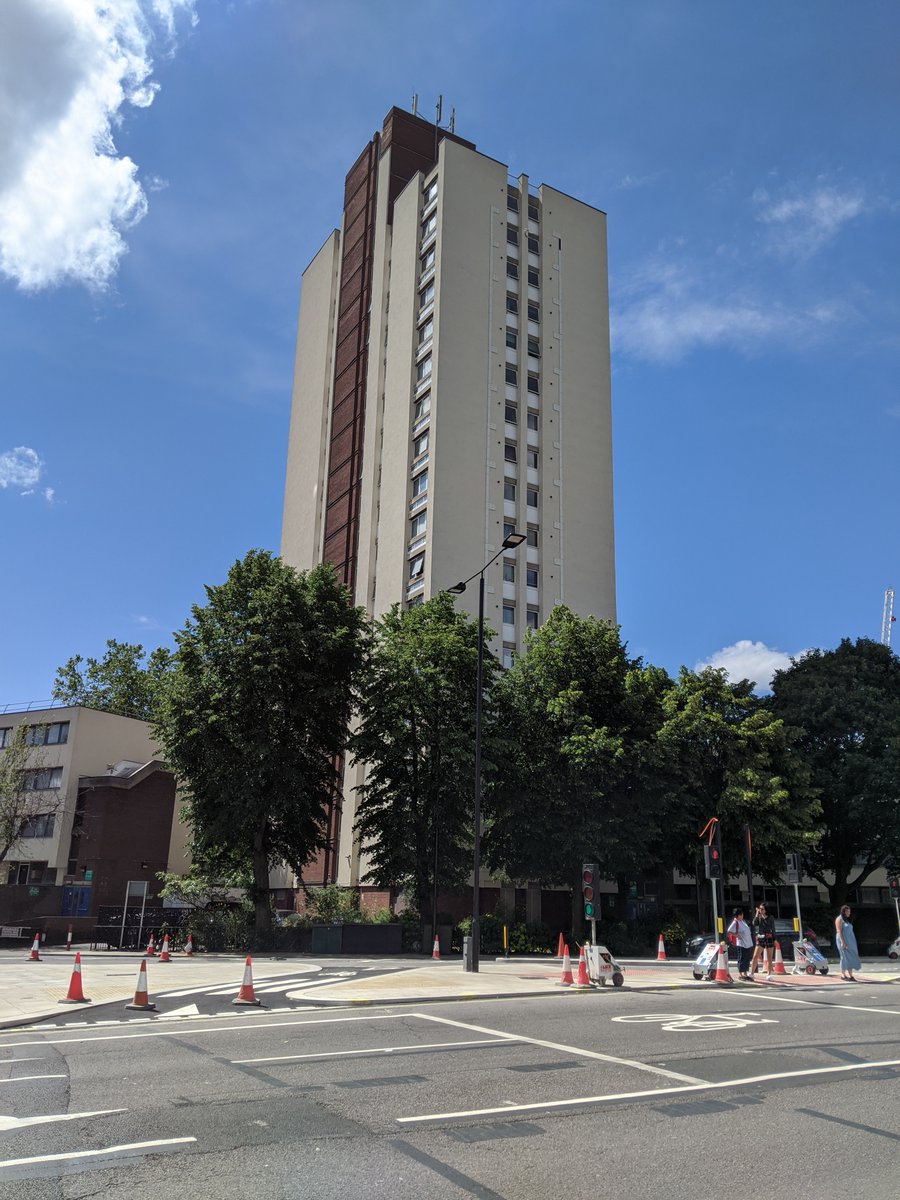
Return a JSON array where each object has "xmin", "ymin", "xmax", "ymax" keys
[
  {"xmin": 411, "ymin": 93, "xmax": 418, "ymax": 117},
  {"xmin": 435, "ymin": 94, "xmax": 443, "ymax": 126},
  {"xmin": 449, "ymin": 106, "xmax": 456, "ymax": 134},
  {"xmin": 882, "ymin": 587, "xmax": 895, "ymax": 647}
]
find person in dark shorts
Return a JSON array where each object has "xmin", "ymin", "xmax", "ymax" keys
[
  {"xmin": 727, "ymin": 907, "xmax": 754, "ymax": 980},
  {"xmin": 750, "ymin": 903, "xmax": 775, "ymax": 976}
]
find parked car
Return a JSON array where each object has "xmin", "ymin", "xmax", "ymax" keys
[{"xmin": 685, "ymin": 922, "xmax": 824, "ymax": 962}]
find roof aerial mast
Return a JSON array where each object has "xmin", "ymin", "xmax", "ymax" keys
[{"xmin": 882, "ymin": 588, "xmax": 895, "ymax": 647}]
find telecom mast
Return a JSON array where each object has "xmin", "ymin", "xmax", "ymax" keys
[{"xmin": 882, "ymin": 588, "xmax": 895, "ymax": 647}]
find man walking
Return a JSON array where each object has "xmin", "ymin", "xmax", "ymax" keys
[{"xmin": 727, "ymin": 907, "xmax": 754, "ymax": 980}]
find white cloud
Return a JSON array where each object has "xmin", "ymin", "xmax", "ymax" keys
[
  {"xmin": 696, "ymin": 639, "xmax": 801, "ymax": 694},
  {"xmin": 753, "ymin": 184, "xmax": 867, "ymax": 259},
  {"xmin": 616, "ymin": 171, "xmax": 662, "ymax": 191},
  {"xmin": 0, "ymin": 0, "xmax": 196, "ymax": 292},
  {"xmin": 0, "ymin": 446, "xmax": 43, "ymax": 490},
  {"xmin": 132, "ymin": 613, "xmax": 163, "ymax": 629},
  {"xmin": 611, "ymin": 257, "xmax": 840, "ymax": 364},
  {"xmin": 44, "ymin": 486, "xmax": 55, "ymax": 503}
]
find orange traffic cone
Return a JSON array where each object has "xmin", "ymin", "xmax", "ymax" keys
[
  {"xmin": 158, "ymin": 934, "xmax": 171, "ymax": 963},
  {"xmin": 557, "ymin": 931, "xmax": 566, "ymax": 958},
  {"xmin": 184, "ymin": 933, "xmax": 194, "ymax": 957},
  {"xmin": 59, "ymin": 952, "xmax": 90, "ymax": 1004},
  {"xmin": 26, "ymin": 933, "xmax": 41, "ymax": 962},
  {"xmin": 574, "ymin": 945, "xmax": 591, "ymax": 987},
  {"xmin": 125, "ymin": 959, "xmax": 156, "ymax": 1010},
  {"xmin": 656, "ymin": 933, "xmax": 667, "ymax": 961},
  {"xmin": 431, "ymin": 934, "xmax": 440, "ymax": 960},
  {"xmin": 714, "ymin": 941, "xmax": 733, "ymax": 985},
  {"xmin": 233, "ymin": 955, "xmax": 261, "ymax": 1006},
  {"xmin": 557, "ymin": 945, "xmax": 574, "ymax": 986},
  {"xmin": 144, "ymin": 932, "xmax": 156, "ymax": 957},
  {"xmin": 772, "ymin": 940, "xmax": 787, "ymax": 976}
]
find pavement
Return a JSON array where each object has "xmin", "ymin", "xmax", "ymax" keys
[{"xmin": 2, "ymin": 947, "xmax": 898, "ymax": 1029}]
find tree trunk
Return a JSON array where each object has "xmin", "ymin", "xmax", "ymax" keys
[{"xmin": 250, "ymin": 833, "xmax": 272, "ymax": 948}]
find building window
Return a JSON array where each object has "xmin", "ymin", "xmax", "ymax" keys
[
  {"xmin": 506, "ymin": 295, "xmax": 518, "ymax": 315},
  {"xmin": 527, "ymin": 410, "xmax": 539, "ymax": 431},
  {"xmin": 528, "ymin": 235, "xmax": 539, "ymax": 254},
  {"xmin": 418, "ymin": 318, "xmax": 433, "ymax": 345},
  {"xmin": 422, "ymin": 213, "xmax": 437, "ymax": 241},
  {"xmin": 505, "ymin": 331, "xmax": 517, "ymax": 350},
  {"xmin": 526, "ymin": 527, "xmax": 539, "ymax": 547},
  {"xmin": 0, "ymin": 728, "xmax": 10, "ymax": 749},
  {"xmin": 503, "ymin": 562, "xmax": 515, "ymax": 583},
  {"xmin": 503, "ymin": 605, "xmax": 516, "ymax": 625},
  {"xmin": 528, "ymin": 201, "xmax": 539, "ymax": 221},
  {"xmin": 504, "ymin": 444, "xmax": 517, "ymax": 464},
  {"xmin": 412, "ymin": 470, "xmax": 428, "ymax": 497},
  {"xmin": 410, "ymin": 513, "xmax": 427, "ymax": 538},
  {"xmin": 507, "ymin": 228, "xmax": 518, "ymax": 247},
  {"xmin": 527, "ymin": 488, "xmax": 538, "ymax": 507},
  {"xmin": 408, "ymin": 595, "xmax": 424, "ymax": 609},
  {"xmin": 424, "ymin": 178, "xmax": 438, "ymax": 205},
  {"xmin": 413, "ymin": 431, "xmax": 429, "ymax": 458},
  {"xmin": 409, "ymin": 553, "xmax": 425, "ymax": 580},
  {"xmin": 502, "ymin": 646, "xmax": 514, "ymax": 669},
  {"xmin": 505, "ymin": 367, "xmax": 517, "ymax": 386},
  {"xmin": 416, "ymin": 356, "xmax": 432, "ymax": 383},
  {"xmin": 503, "ymin": 522, "xmax": 516, "ymax": 540},
  {"xmin": 20, "ymin": 813, "xmax": 55, "ymax": 839},
  {"xmin": 527, "ymin": 337, "xmax": 540, "ymax": 358},
  {"xmin": 527, "ymin": 302, "xmax": 539, "ymax": 322},
  {"xmin": 526, "ymin": 609, "xmax": 539, "ymax": 630},
  {"xmin": 24, "ymin": 767, "xmax": 63, "ymax": 791},
  {"xmin": 527, "ymin": 568, "xmax": 539, "ymax": 588},
  {"xmin": 505, "ymin": 404, "xmax": 517, "ymax": 424},
  {"xmin": 421, "ymin": 247, "xmax": 435, "ymax": 274},
  {"xmin": 506, "ymin": 260, "xmax": 519, "ymax": 280},
  {"xmin": 414, "ymin": 392, "xmax": 431, "ymax": 421},
  {"xmin": 419, "ymin": 281, "xmax": 435, "ymax": 308},
  {"xmin": 526, "ymin": 449, "xmax": 539, "ymax": 469},
  {"xmin": 527, "ymin": 374, "xmax": 540, "ymax": 394},
  {"xmin": 504, "ymin": 482, "xmax": 516, "ymax": 501},
  {"xmin": 25, "ymin": 722, "xmax": 70, "ymax": 746},
  {"xmin": 507, "ymin": 191, "xmax": 519, "ymax": 213},
  {"xmin": 527, "ymin": 269, "xmax": 539, "ymax": 288}
]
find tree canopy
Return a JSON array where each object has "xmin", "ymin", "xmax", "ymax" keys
[
  {"xmin": 153, "ymin": 551, "xmax": 366, "ymax": 942},
  {"xmin": 53, "ymin": 640, "xmax": 173, "ymax": 721},
  {"xmin": 0, "ymin": 725, "xmax": 55, "ymax": 867}
]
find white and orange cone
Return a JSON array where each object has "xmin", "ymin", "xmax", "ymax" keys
[
  {"xmin": 59, "ymin": 952, "xmax": 90, "ymax": 1004},
  {"xmin": 27, "ymin": 933, "xmax": 41, "ymax": 962},
  {"xmin": 714, "ymin": 941, "xmax": 733, "ymax": 985},
  {"xmin": 656, "ymin": 933, "xmax": 667, "ymax": 961},
  {"xmin": 432, "ymin": 934, "xmax": 440, "ymax": 960},
  {"xmin": 144, "ymin": 933, "xmax": 156, "ymax": 957},
  {"xmin": 233, "ymin": 955, "xmax": 261, "ymax": 1006},
  {"xmin": 557, "ymin": 931, "xmax": 566, "ymax": 958},
  {"xmin": 125, "ymin": 959, "xmax": 156, "ymax": 1010},
  {"xmin": 772, "ymin": 940, "xmax": 787, "ymax": 976},
  {"xmin": 184, "ymin": 933, "xmax": 194, "ymax": 957},
  {"xmin": 158, "ymin": 934, "xmax": 171, "ymax": 963},
  {"xmin": 557, "ymin": 945, "xmax": 574, "ymax": 986},
  {"xmin": 574, "ymin": 945, "xmax": 591, "ymax": 987}
]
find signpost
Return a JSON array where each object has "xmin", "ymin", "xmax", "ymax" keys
[
  {"xmin": 786, "ymin": 853, "xmax": 803, "ymax": 942},
  {"xmin": 120, "ymin": 880, "xmax": 148, "ymax": 950}
]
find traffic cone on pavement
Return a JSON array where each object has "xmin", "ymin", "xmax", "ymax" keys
[
  {"xmin": 125, "ymin": 959, "xmax": 156, "ymax": 1010},
  {"xmin": 184, "ymin": 933, "xmax": 194, "ymax": 957},
  {"xmin": 656, "ymin": 933, "xmax": 667, "ymax": 961},
  {"xmin": 557, "ymin": 945, "xmax": 574, "ymax": 986},
  {"xmin": 772, "ymin": 940, "xmax": 787, "ymax": 976},
  {"xmin": 574, "ymin": 945, "xmax": 591, "ymax": 987},
  {"xmin": 26, "ymin": 933, "xmax": 41, "ymax": 962},
  {"xmin": 144, "ymin": 932, "xmax": 156, "ymax": 957},
  {"xmin": 714, "ymin": 941, "xmax": 733, "ymax": 985},
  {"xmin": 431, "ymin": 934, "xmax": 440, "ymax": 960},
  {"xmin": 59, "ymin": 952, "xmax": 91, "ymax": 1004},
  {"xmin": 233, "ymin": 955, "xmax": 261, "ymax": 1006},
  {"xmin": 557, "ymin": 931, "xmax": 566, "ymax": 958},
  {"xmin": 158, "ymin": 934, "xmax": 171, "ymax": 963}
]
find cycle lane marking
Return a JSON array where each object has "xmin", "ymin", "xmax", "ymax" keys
[{"xmin": 0, "ymin": 1136, "xmax": 197, "ymax": 1170}]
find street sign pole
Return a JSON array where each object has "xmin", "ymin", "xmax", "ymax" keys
[
  {"xmin": 710, "ymin": 879, "xmax": 719, "ymax": 947},
  {"xmin": 793, "ymin": 882, "xmax": 803, "ymax": 945},
  {"xmin": 894, "ymin": 896, "xmax": 900, "ymax": 937}
]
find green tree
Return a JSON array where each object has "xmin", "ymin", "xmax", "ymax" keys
[
  {"xmin": 53, "ymin": 640, "xmax": 173, "ymax": 721},
  {"xmin": 484, "ymin": 606, "xmax": 668, "ymax": 929},
  {"xmin": 153, "ymin": 551, "xmax": 367, "ymax": 943},
  {"xmin": 768, "ymin": 638, "xmax": 900, "ymax": 905},
  {"xmin": 350, "ymin": 593, "xmax": 498, "ymax": 922},
  {"xmin": 0, "ymin": 725, "xmax": 54, "ymax": 867},
  {"xmin": 653, "ymin": 667, "xmax": 819, "ymax": 885}
]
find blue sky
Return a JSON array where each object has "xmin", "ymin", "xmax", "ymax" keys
[{"xmin": 2, "ymin": 0, "xmax": 898, "ymax": 706}]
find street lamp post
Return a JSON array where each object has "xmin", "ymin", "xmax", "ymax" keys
[{"xmin": 448, "ymin": 530, "xmax": 526, "ymax": 972}]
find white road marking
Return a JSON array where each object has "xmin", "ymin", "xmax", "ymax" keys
[
  {"xmin": 233, "ymin": 1037, "xmax": 512, "ymax": 1065},
  {"xmin": 0, "ymin": 1076, "xmax": 67, "ymax": 1085},
  {"xmin": 157, "ymin": 969, "xmax": 321, "ymax": 999},
  {"xmin": 0, "ymin": 1136, "xmax": 197, "ymax": 1169},
  {"xmin": 717, "ymin": 992, "xmax": 900, "ymax": 1017},
  {"xmin": 611, "ymin": 1011, "xmax": 778, "ymax": 1032},
  {"xmin": 158, "ymin": 1004, "xmax": 200, "ymax": 1019},
  {"xmin": 410, "ymin": 1013, "xmax": 707, "ymax": 1085},
  {"xmin": 396, "ymin": 1057, "xmax": 900, "ymax": 1124},
  {"xmin": 0, "ymin": 1108, "xmax": 125, "ymax": 1132}
]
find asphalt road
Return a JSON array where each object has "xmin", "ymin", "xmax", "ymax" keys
[{"xmin": 1, "ymin": 981, "xmax": 898, "ymax": 1199}]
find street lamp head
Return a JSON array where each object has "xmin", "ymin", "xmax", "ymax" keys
[
  {"xmin": 447, "ymin": 581, "xmax": 466, "ymax": 595},
  {"xmin": 501, "ymin": 531, "xmax": 526, "ymax": 549}
]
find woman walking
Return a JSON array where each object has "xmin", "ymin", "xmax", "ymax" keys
[
  {"xmin": 750, "ymin": 903, "xmax": 775, "ymax": 976},
  {"xmin": 835, "ymin": 904, "xmax": 861, "ymax": 980}
]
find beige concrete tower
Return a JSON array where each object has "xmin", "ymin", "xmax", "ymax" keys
[{"xmin": 281, "ymin": 107, "xmax": 615, "ymax": 886}]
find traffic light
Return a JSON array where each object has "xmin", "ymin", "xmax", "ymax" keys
[
  {"xmin": 889, "ymin": 876, "xmax": 900, "ymax": 900},
  {"xmin": 582, "ymin": 864, "xmax": 598, "ymax": 919},
  {"xmin": 703, "ymin": 844, "xmax": 721, "ymax": 880}
]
